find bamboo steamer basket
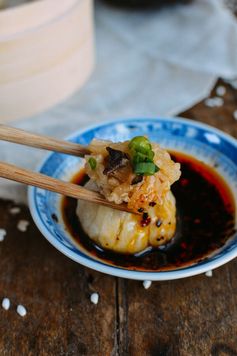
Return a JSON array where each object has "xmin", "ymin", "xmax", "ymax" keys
[{"xmin": 0, "ymin": 0, "xmax": 94, "ymax": 122}]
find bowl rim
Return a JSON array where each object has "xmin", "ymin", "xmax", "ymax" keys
[{"xmin": 28, "ymin": 116, "xmax": 237, "ymax": 280}]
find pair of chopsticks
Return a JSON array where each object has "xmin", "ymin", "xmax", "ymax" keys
[{"xmin": 0, "ymin": 124, "xmax": 134, "ymax": 214}]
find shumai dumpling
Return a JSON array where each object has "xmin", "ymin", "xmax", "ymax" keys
[{"xmin": 77, "ymin": 136, "xmax": 181, "ymax": 254}]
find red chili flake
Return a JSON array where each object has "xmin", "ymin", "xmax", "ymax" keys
[
  {"xmin": 180, "ymin": 178, "xmax": 189, "ymax": 187},
  {"xmin": 141, "ymin": 213, "xmax": 151, "ymax": 227},
  {"xmin": 149, "ymin": 202, "xmax": 156, "ymax": 207},
  {"xmin": 194, "ymin": 218, "xmax": 201, "ymax": 224}
]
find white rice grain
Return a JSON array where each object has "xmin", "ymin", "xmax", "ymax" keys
[
  {"xmin": 216, "ymin": 86, "xmax": 226, "ymax": 96},
  {"xmin": 204, "ymin": 97, "xmax": 224, "ymax": 108},
  {"xmin": 0, "ymin": 229, "xmax": 6, "ymax": 242},
  {"xmin": 9, "ymin": 207, "xmax": 21, "ymax": 215},
  {"xmin": 143, "ymin": 280, "xmax": 152, "ymax": 289},
  {"xmin": 205, "ymin": 270, "xmax": 213, "ymax": 277},
  {"xmin": 17, "ymin": 220, "xmax": 29, "ymax": 232},
  {"xmin": 17, "ymin": 304, "xmax": 27, "ymax": 317},
  {"xmin": 90, "ymin": 293, "xmax": 99, "ymax": 305},
  {"xmin": 2, "ymin": 298, "xmax": 10, "ymax": 310}
]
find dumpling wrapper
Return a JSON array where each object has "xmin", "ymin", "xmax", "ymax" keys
[{"xmin": 77, "ymin": 181, "xmax": 176, "ymax": 254}]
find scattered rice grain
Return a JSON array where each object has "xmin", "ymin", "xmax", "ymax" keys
[
  {"xmin": 205, "ymin": 270, "xmax": 213, "ymax": 277},
  {"xmin": 2, "ymin": 298, "xmax": 10, "ymax": 310},
  {"xmin": 17, "ymin": 220, "xmax": 29, "ymax": 232},
  {"xmin": 0, "ymin": 229, "xmax": 6, "ymax": 242},
  {"xmin": 216, "ymin": 86, "xmax": 226, "ymax": 96},
  {"xmin": 9, "ymin": 207, "xmax": 21, "ymax": 215},
  {"xmin": 204, "ymin": 97, "xmax": 224, "ymax": 108},
  {"xmin": 90, "ymin": 293, "xmax": 99, "ymax": 304},
  {"xmin": 17, "ymin": 304, "xmax": 27, "ymax": 317},
  {"xmin": 143, "ymin": 280, "xmax": 152, "ymax": 289}
]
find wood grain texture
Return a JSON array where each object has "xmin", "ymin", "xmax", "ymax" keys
[
  {"xmin": 122, "ymin": 266, "xmax": 237, "ymax": 355},
  {"xmin": 0, "ymin": 200, "xmax": 117, "ymax": 356}
]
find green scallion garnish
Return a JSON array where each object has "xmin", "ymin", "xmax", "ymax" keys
[
  {"xmin": 128, "ymin": 136, "xmax": 159, "ymax": 176},
  {"xmin": 134, "ymin": 162, "xmax": 159, "ymax": 176},
  {"xmin": 128, "ymin": 136, "xmax": 151, "ymax": 154},
  {"xmin": 88, "ymin": 157, "xmax": 97, "ymax": 170}
]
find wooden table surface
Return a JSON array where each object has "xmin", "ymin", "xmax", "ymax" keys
[{"xmin": 0, "ymin": 79, "xmax": 237, "ymax": 356}]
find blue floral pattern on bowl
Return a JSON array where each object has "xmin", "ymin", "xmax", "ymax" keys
[{"xmin": 28, "ymin": 117, "xmax": 237, "ymax": 280}]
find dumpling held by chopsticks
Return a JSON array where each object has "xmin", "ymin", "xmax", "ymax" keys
[{"xmin": 77, "ymin": 136, "xmax": 181, "ymax": 254}]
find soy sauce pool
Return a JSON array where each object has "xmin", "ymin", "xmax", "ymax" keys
[{"xmin": 61, "ymin": 152, "xmax": 236, "ymax": 271}]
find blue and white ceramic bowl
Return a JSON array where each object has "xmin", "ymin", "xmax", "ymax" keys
[{"xmin": 28, "ymin": 117, "xmax": 237, "ymax": 280}]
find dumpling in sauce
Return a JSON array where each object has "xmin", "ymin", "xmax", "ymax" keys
[
  {"xmin": 77, "ymin": 184, "xmax": 176, "ymax": 254},
  {"xmin": 77, "ymin": 136, "xmax": 181, "ymax": 254}
]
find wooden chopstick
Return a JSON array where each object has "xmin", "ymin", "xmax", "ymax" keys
[
  {"xmin": 0, "ymin": 124, "xmax": 90, "ymax": 157},
  {"xmin": 0, "ymin": 125, "xmax": 138, "ymax": 214},
  {"xmin": 0, "ymin": 161, "xmax": 135, "ymax": 214}
]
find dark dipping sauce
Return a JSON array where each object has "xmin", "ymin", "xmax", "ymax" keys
[{"xmin": 62, "ymin": 152, "xmax": 236, "ymax": 271}]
